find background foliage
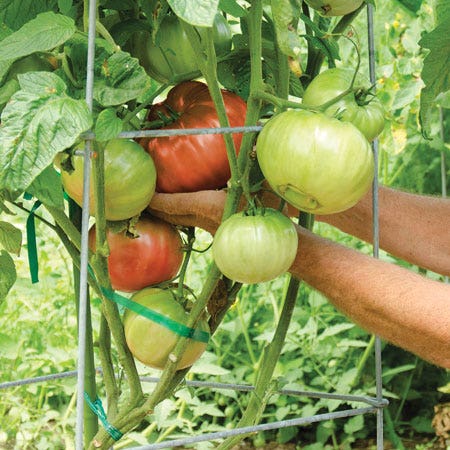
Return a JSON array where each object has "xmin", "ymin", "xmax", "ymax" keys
[{"xmin": 0, "ymin": 0, "xmax": 449, "ymax": 449}]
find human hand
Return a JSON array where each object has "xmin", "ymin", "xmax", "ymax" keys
[{"xmin": 147, "ymin": 185, "xmax": 294, "ymax": 234}]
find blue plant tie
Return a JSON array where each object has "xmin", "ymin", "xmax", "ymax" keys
[{"xmin": 83, "ymin": 392, "xmax": 123, "ymax": 441}]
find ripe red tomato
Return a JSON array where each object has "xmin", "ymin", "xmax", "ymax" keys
[
  {"xmin": 139, "ymin": 80, "xmax": 247, "ymax": 193},
  {"xmin": 123, "ymin": 287, "xmax": 210, "ymax": 370},
  {"xmin": 89, "ymin": 216, "xmax": 184, "ymax": 292},
  {"xmin": 212, "ymin": 208, "xmax": 298, "ymax": 284},
  {"xmin": 256, "ymin": 110, "xmax": 374, "ymax": 214}
]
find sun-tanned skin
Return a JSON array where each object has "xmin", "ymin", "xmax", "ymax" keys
[{"xmin": 148, "ymin": 186, "xmax": 450, "ymax": 368}]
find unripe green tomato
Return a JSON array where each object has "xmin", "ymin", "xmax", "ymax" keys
[
  {"xmin": 135, "ymin": 13, "xmax": 232, "ymax": 84},
  {"xmin": 304, "ymin": 0, "xmax": 364, "ymax": 16},
  {"xmin": 212, "ymin": 208, "xmax": 298, "ymax": 284},
  {"xmin": 256, "ymin": 110, "xmax": 374, "ymax": 215},
  {"xmin": 123, "ymin": 288, "xmax": 210, "ymax": 370},
  {"xmin": 59, "ymin": 139, "xmax": 156, "ymax": 221},
  {"xmin": 302, "ymin": 68, "xmax": 385, "ymax": 141},
  {"xmin": 6, "ymin": 54, "xmax": 54, "ymax": 81}
]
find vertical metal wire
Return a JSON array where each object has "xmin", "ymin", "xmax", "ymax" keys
[
  {"xmin": 75, "ymin": 0, "xmax": 97, "ymax": 448},
  {"xmin": 366, "ymin": 4, "xmax": 384, "ymax": 449}
]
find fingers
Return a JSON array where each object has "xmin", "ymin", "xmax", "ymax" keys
[{"xmin": 148, "ymin": 190, "xmax": 227, "ymax": 234}]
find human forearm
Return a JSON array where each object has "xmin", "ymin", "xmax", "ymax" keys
[
  {"xmin": 290, "ymin": 225, "xmax": 450, "ymax": 368},
  {"xmin": 319, "ymin": 186, "xmax": 450, "ymax": 276}
]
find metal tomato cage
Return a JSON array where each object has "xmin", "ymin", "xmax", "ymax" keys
[{"xmin": 0, "ymin": 2, "xmax": 394, "ymax": 449}]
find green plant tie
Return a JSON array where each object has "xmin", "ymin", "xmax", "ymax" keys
[
  {"xmin": 83, "ymin": 392, "xmax": 123, "ymax": 441},
  {"xmin": 101, "ymin": 287, "xmax": 210, "ymax": 344},
  {"xmin": 24, "ymin": 194, "xmax": 42, "ymax": 284}
]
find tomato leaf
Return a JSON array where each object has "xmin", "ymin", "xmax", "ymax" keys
[
  {"xmin": 0, "ymin": 12, "xmax": 76, "ymax": 61},
  {"xmin": 271, "ymin": 0, "xmax": 303, "ymax": 59},
  {"xmin": 95, "ymin": 108, "xmax": 123, "ymax": 142},
  {"xmin": 26, "ymin": 166, "xmax": 65, "ymax": 210},
  {"xmin": 219, "ymin": 0, "xmax": 246, "ymax": 17},
  {"xmin": 0, "ymin": 250, "xmax": 16, "ymax": 304},
  {"xmin": 93, "ymin": 51, "xmax": 152, "ymax": 106},
  {"xmin": 168, "ymin": 0, "xmax": 219, "ymax": 26},
  {"xmin": 418, "ymin": 17, "xmax": 450, "ymax": 137},
  {"xmin": 0, "ymin": 222, "xmax": 22, "ymax": 256},
  {"xmin": 0, "ymin": 0, "xmax": 58, "ymax": 30},
  {"xmin": 0, "ymin": 72, "xmax": 92, "ymax": 198}
]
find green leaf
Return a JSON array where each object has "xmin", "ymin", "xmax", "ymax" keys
[
  {"xmin": 93, "ymin": 51, "xmax": 151, "ymax": 106},
  {"xmin": 168, "ymin": 0, "xmax": 219, "ymax": 26},
  {"xmin": 436, "ymin": 90, "xmax": 450, "ymax": 108},
  {"xmin": 26, "ymin": 165, "xmax": 64, "ymax": 209},
  {"xmin": 0, "ymin": 222, "xmax": 22, "ymax": 255},
  {"xmin": 434, "ymin": 0, "xmax": 450, "ymax": 26},
  {"xmin": 0, "ymin": 12, "xmax": 76, "ymax": 61},
  {"xmin": 344, "ymin": 415, "xmax": 364, "ymax": 434},
  {"xmin": 0, "ymin": 250, "xmax": 16, "ymax": 303},
  {"xmin": 219, "ymin": 0, "xmax": 246, "ymax": 17},
  {"xmin": 95, "ymin": 108, "xmax": 123, "ymax": 141},
  {"xmin": 418, "ymin": 19, "xmax": 450, "ymax": 136},
  {"xmin": 18, "ymin": 70, "xmax": 67, "ymax": 94},
  {"xmin": 0, "ymin": 72, "xmax": 92, "ymax": 196},
  {"xmin": 0, "ymin": 0, "xmax": 58, "ymax": 30},
  {"xmin": 271, "ymin": 0, "xmax": 303, "ymax": 58}
]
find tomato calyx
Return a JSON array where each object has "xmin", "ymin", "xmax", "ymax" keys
[{"xmin": 354, "ymin": 85, "xmax": 378, "ymax": 107}]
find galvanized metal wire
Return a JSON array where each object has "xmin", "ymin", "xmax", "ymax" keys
[{"xmin": 75, "ymin": 1, "xmax": 97, "ymax": 448}]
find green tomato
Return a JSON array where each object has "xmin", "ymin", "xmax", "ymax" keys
[
  {"xmin": 256, "ymin": 110, "xmax": 374, "ymax": 215},
  {"xmin": 134, "ymin": 13, "xmax": 232, "ymax": 84},
  {"xmin": 302, "ymin": 68, "xmax": 385, "ymax": 141},
  {"xmin": 123, "ymin": 288, "xmax": 210, "ymax": 370},
  {"xmin": 212, "ymin": 208, "xmax": 298, "ymax": 284},
  {"xmin": 59, "ymin": 139, "xmax": 156, "ymax": 221},
  {"xmin": 6, "ymin": 54, "xmax": 54, "ymax": 81},
  {"xmin": 304, "ymin": 0, "xmax": 364, "ymax": 16}
]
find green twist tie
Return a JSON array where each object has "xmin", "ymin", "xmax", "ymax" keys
[
  {"xmin": 25, "ymin": 196, "xmax": 42, "ymax": 284},
  {"xmin": 101, "ymin": 287, "xmax": 210, "ymax": 344},
  {"xmin": 84, "ymin": 393, "xmax": 123, "ymax": 441}
]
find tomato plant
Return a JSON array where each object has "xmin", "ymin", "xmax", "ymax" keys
[
  {"xmin": 256, "ymin": 110, "xmax": 374, "ymax": 215},
  {"xmin": 134, "ymin": 13, "xmax": 232, "ymax": 84},
  {"xmin": 212, "ymin": 208, "xmax": 298, "ymax": 284},
  {"xmin": 123, "ymin": 288, "xmax": 209, "ymax": 370},
  {"xmin": 89, "ymin": 216, "xmax": 184, "ymax": 292},
  {"xmin": 140, "ymin": 80, "xmax": 247, "ymax": 193},
  {"xmin": 304, "ymin": 0, "xmax": 364, "ymax": 16},
  {"xmin": 59, "ymin": 139, "xmax": 156, "ymax": 221},
  {"xmin": 302, "ymin": 67, "xmax": 385, "ymax": 141}
]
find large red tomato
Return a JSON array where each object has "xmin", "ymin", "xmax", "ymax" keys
[
  {"xmin": 140, "ymin": 80, "xmax": 247, "ymax": 193},
  {"xmin": 89, "ymin": 216, "xmax": 184, "ymax": 292}
]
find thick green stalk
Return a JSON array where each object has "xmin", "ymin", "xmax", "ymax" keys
[
  {"xmin": 90, "ymin": 142, "xmax": 143, "ymax": 406},
  {"xmin": 69, "ymin": 200, "xmax": 98, "ymax": 445},
  {"xmin": 217, "ymin": 213, "xmax": 313, "ymax": 450},
  {"xmin": 89, "ymin": 265, "xmax": 223, "ymax": 449},
  {"xmin": 98, "ymin": 314, "xmax": 120, "ymax": 419}
]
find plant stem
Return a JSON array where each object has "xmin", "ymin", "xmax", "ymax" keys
[
  {"xmin": 349, "ymin": 334, "xmax": 376, "ymax": 389},
  {"xmin": 90, "ymin": 141, "xmax": 143, "ymax": 406},
  {"xmin": 98, "ymin": 314, "xmax": 120, "ymax": 419},
  {"xmin": 384, "ymin": 408, "xmax": 405, "ymax": 450}
]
